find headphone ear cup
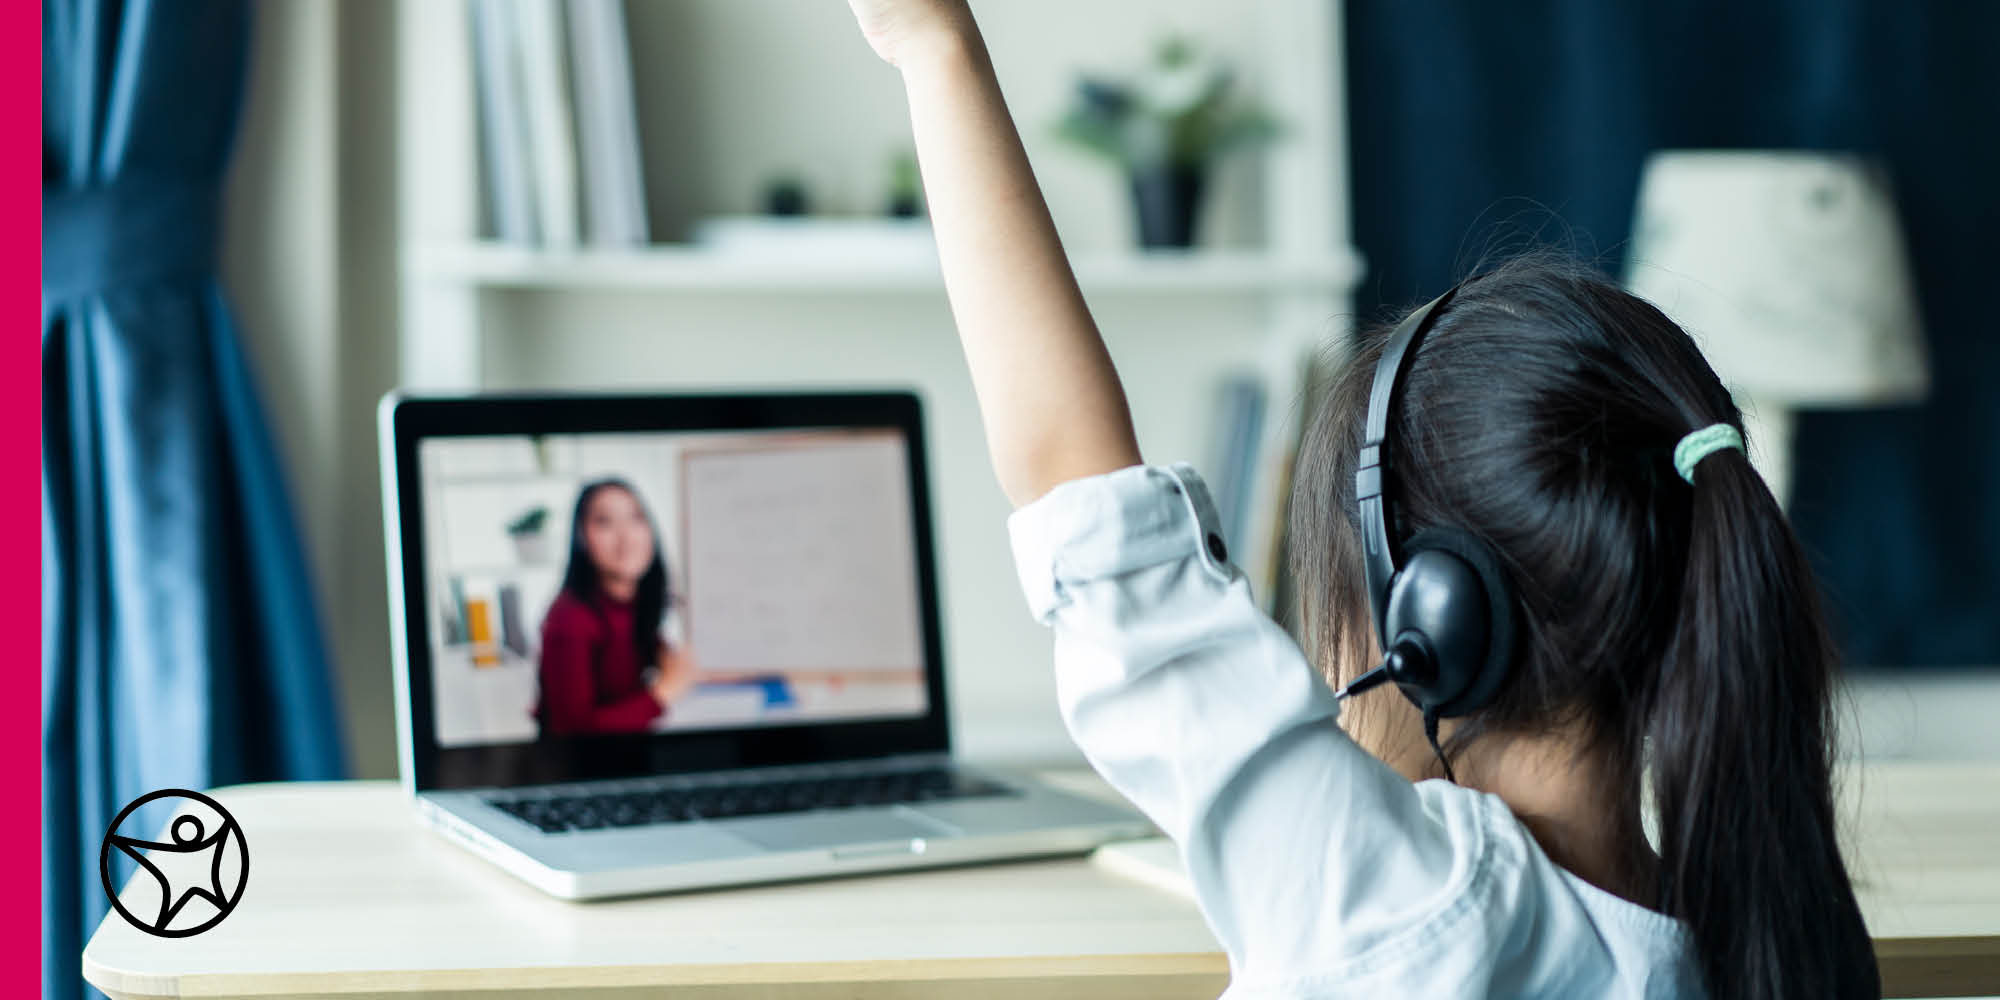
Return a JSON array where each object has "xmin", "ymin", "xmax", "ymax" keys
[{"xmin": 1392, "ymin": 528, "xmax": 1518, "ymax": 718}]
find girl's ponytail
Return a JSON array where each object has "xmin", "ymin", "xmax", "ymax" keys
[{"xmin": 1649, "ymin": 435, "xmax": 1879, "ymax": 999}]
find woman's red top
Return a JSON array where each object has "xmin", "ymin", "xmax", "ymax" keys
[{"xmin": 536, "ymin": 591, "xmax": 663, "ymax": 735}]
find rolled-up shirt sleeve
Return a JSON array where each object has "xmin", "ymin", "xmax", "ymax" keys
[{"xmin": 1008, "ymin": 464, "xmax": 1493, "ymax": 986}]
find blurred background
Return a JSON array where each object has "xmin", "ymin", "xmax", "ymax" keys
[
  {"xmin": 42, "ymin": 1, "xmax": 2000, "ymax": 995},
  {"xmin": 253, "ymin": 0, "xmax": 2000, "ymax": 772}
]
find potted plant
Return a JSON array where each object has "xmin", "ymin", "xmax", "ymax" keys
[
  {"xmin": 505, "ymin": 506, "xmax": 551, "ymax": 566},
  {"xmin": 1055, "ymin": 38, "xmax": 1277, "ymax": 248},
  {"xmin": 885, "ymin": 152, "xmax": 924, "ymax": 218}
]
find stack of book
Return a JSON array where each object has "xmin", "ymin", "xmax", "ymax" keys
[
  {"xmin": 470, "ymin": 0, "xmax": 649, "ymax": 248},
  {"xmin": 1205, "ymin": 376, "xmax": 1266, "ymax": 563},
  {"xmin": 1205, "ymin": 354, "xmax": 1336, "ymax": 633}
]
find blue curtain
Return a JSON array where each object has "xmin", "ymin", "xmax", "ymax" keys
[
  {"xmin": 1345, "ymin": 0, "xmax": 2000, "ymax": 665},
  {"xmin": 42, "ymin": 2, "xmax": 347, "ymax": 995}
]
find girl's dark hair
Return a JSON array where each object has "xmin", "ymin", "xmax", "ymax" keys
[
  {"xmin": 1290, "ymin": 257, "xmax": 1877, "ymax": 999},
  {"xmin": 559, "ymin": 478, "xmax": 671, "ymax": 662}
]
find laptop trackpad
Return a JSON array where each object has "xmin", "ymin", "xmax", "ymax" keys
[{"xmin": 726, "ymin": 812, "xmax": 942, "ymax": 853}]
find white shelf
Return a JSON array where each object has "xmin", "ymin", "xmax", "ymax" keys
[
  {"xmin": 393, "ymin": 0, "xmax": 1359, "ymax": 657},
  {"xmin": 409, "ymin": 242, "xmax": 1363, "ymax": 295}
]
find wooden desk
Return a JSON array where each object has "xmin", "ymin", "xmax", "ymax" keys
[
  {"xmin": 1843, "ymin": 762, "xmax": 2000, "ymax": 997},
  {"xmin": 82, "ymin": 775, "xmax": 1226, "ymax": 1000},
  {"xmin": 83, "ymin": 764, "xmax": 2000, "ymax": 999}
]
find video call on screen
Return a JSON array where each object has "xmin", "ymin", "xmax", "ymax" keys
[{"xmin": 419, "ymin": 427, "xmax": 929, "ymax": 749}]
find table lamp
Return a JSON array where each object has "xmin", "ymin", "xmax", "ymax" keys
[{"xmin": 1624, "ymin": 151, "xmax": 1927, "ymax": 505}]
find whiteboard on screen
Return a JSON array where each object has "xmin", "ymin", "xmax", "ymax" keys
[{"xmin": 679, "ymin": 434, "xmax": 924, "ymax": 673}]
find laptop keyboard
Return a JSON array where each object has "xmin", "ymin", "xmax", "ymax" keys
[{"xmin": 487, "ymin": 765, "xmax": 1016, "ymax": 834}]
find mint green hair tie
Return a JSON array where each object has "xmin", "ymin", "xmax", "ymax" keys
[{"xmin": 1674, "ymin": 423, "xmax": 1744, "ymax": 484}]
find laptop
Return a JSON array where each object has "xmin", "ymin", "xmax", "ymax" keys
[{"xmin": 379, "ymin": 390, "xmax": 1150, "ymax": 899}]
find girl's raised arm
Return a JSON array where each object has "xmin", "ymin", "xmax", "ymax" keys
[{"xmin": 847, "ymin": 0, "xmax": 1141, "ymax": 507}]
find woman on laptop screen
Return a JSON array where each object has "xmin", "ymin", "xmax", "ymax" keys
[{"xmin": 536, "ymin": 478, "xmax": 699, "ymax": 735}]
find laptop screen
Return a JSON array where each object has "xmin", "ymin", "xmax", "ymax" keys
[{"xmin": 415, "ymin": 426, "xmax": 931, "ymax": 752}]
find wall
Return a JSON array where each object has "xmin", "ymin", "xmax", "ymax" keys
[
  {"xmin": 625, "ymin": 0, "xmax": 1271, "ymax": 249},
  {"xmin": 1842, "ymin": 670, "xmax": 2000, "ymax": 761},
  {"xmin": 223, "ymin": 0, "xmax": 403, "ymax": 779},
  {"xmin": 334, "ymin": 0, "xmax": 406, "ymax": 778}
]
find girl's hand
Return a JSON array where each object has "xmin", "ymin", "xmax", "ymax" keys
[
  {"xmin": 650, "ymin": 645, "xmax": 701, "ymax": 707},
  {"xmin": 845, "ymin": 0, "xmax": 974, "ymax": 69},
  {"xmin": 847, "ymin": 0, "xmax": 1140, "ymax": 506}
]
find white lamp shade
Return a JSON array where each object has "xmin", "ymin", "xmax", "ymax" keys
[{"xmin": 1625, "ymin": 151, "xmax": 1928, "ymax": 406}]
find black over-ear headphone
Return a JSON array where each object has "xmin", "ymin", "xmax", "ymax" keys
[{"xmin": 1336, "ymin": 285, "xmax": 1519, "ymax": 725}]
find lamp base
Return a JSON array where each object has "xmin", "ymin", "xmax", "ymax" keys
[{"xmin": 1738, "ymin": 395, "xmax": 1794, "ymax": 509}]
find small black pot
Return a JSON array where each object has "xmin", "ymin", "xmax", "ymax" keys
[{"xmin": 1129, "ymin": 164, "xmax": 1206, "ymax": 248}]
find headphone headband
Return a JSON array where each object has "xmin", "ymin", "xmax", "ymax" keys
[
  {"xmin": 1346, "ymin": 280, "xmax": 1519, "ymax": 749},
  {"xmin": 1356, "ymin": 286, "xmax": 1460, "ymax": 640}
]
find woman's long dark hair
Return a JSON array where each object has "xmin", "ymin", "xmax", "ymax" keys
[
  {"xmin": 559, "ymin": 478, "xmax": 670, "ymax": 662},
  {"xmin": 1290, "ymin": 257, "xmax": 1878, "ymax": 999}
]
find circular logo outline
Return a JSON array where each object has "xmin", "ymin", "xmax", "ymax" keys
[{"xmin": 98, "ymin": 788, "xmax": 249, "ymax": 938}]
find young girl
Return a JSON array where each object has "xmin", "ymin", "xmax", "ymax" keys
[
  {"xmin": 537, "ymin": 479, "xmax": 697, "ymax": 735},
  {"xmin": 845, "ymin": 2, "xmax": 1878, "ymax": 998}
]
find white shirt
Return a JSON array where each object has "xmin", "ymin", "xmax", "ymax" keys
[{"xmin": 1008, "ymin": 463, "xmax": 1700, "ymax": 999}]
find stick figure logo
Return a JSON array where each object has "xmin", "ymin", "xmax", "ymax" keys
[{"xmin": 99, "ymin": 789, "xmax": 250, "ymax": 938}]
